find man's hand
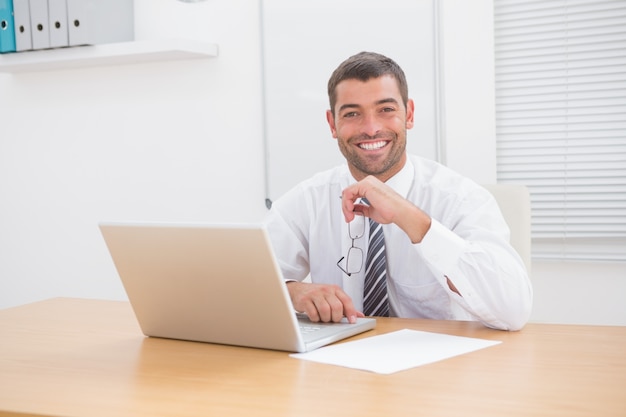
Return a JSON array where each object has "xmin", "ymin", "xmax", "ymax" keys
[
  {"xmin": 341, "ymin": 175, "xmax": 432, "ymax": 243},
  {"xmin": 286, "ymin": 281, "xmax": 363, "ymax": 324}
]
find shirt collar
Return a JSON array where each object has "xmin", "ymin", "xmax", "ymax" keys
[{"xmin": 385, "ymin": 154, "xmax": 414, "ymax": 199}]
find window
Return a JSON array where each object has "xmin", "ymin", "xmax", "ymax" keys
[{"xmin": 494, "ymin": 0, "xmax": 626, "ymax": 261}]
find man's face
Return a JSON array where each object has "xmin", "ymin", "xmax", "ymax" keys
[{"xmin": 326, "ymin": 75, "xmax": 415, "ymax": 182}]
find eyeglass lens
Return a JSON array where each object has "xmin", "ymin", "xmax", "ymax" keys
[
  {"xmin": 340, "ymin": 215, "xmax": 365, "ymax": 275},
  {"xmin": 345, "ymin": 246, "xmax": 363, "ymax": 273}
]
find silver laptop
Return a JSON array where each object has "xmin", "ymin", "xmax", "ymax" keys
[{"xmin": 99, "ymin": 222, "xmax": 375, "ymax": 352}]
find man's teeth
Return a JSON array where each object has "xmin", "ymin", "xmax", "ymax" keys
[{"xmin": 359, "ymin": 141, "xmax": 386, "ymax": 150}]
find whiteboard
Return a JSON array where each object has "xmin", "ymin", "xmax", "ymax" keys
[{"xmin": 261, "ymin": 0, "xmax": 437, "ymax": 206}]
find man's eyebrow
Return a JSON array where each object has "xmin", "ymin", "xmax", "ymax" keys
[
  {"xmin": 376, "ymin": 98, "xmax": 400, "ymax": 106},
  {"xmin": 337, "ymin": 98, "xmax": 400, "ymax": 113},
  {"xmin": 338, "ymin": 103, "xmax": 360, "ymax": 113}
]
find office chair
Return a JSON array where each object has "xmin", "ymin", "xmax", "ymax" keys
[{"xmin": 482, "ymin": 184, "xmax": 532, "ymax": 274}]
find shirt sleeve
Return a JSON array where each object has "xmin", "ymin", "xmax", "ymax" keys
[
  {"xmin": 265, "ymin": 206, "xmax": 311, "ymax": 282},
  {"xmin": 416, "ymin": 196, "xmax": 533, "ymax": 331}
]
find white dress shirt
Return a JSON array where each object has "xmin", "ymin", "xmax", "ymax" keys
[{"xmin": 265, "ymin": 154, "xmax": 533, "ymax": 330}]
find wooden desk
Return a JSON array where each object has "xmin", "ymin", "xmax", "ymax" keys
[{"xmin": 1, "ymin": 298, "xmax": 624, "ymax": 417}]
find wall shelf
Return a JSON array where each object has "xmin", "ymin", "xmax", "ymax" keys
[{"xmin": 0, "ymin": 39, "xmax": 219, "ymax": 73}]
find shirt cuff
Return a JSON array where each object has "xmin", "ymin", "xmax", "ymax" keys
[{"xmin": 417, "ymin": 219, "xmax": 467, "ymax": 270}]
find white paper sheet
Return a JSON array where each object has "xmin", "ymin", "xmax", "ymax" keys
[{"xmin": 291, "ymin": 329, "xmax": 501, "ymax": 374}]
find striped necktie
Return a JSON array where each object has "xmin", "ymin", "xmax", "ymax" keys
[{"xmin": 363, "ymin": 218, "xmax": 390, "ymax": 317}]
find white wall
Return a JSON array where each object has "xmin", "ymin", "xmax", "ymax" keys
[
  {"xmin": 437, "ymin": 0, "xmax": 497, "ymax": 184},
  {"xmin": 0, "ymin": 0, "xmax": 268, "ymax": 307},
  {"xmin": 531, "ymin": 261, "xmax": 626, "ymax": 326},
  {"xmin": 1, "ymin": 0, "xmax": 624, "ymax": 326}
]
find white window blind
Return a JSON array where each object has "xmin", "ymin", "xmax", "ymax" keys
[{"xmin": 494, "ymin": 0, "xmax": 626, "ymax": 261}]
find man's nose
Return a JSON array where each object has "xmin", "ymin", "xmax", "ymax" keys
[{"xmin": 360, "ymin": 112, "xmax": 382, "ymax": 137}]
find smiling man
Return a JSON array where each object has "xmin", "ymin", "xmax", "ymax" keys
[{"xmin": 265, "ymin": 52, "xmax": 533, "ymax": 331}]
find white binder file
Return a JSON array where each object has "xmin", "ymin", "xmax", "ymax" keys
[
  {"xmin": 66, "ymin": 0, "xmax": 134, "ymax": 47},
  {"xmin": 48, "ymin": 0, "xmax": 69, "ymax": 48},
  {"xmin": 29, "ymin": 0, "xmax": 50, "ymax": 49},
  {"xmin": 13, "ymin": 0, "xmax": 32, "ymax": 51}
]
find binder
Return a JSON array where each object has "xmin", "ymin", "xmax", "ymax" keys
[
  {"xmin": 0, "ymin": 0, "xmax": 16, "ymax": 53},
  {"xmin": 48, "ymin": 0, "xmax": 68, "ymax": 48},
  {"xmin": 29, "ymin": 0, "xmax": 50, "ymax": 49},
  {"xmin": 13, "ymin": 0, "xmax": 33, "ymax": 51},
  {"xmin": 67, "ymin": 0, "xmax": 133, "ymax": 47}
]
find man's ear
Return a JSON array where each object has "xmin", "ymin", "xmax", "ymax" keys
[
  {"xmin": 326, "ymin": 109, "xmax": 338, "ymax": 138},
  {"xmin": 405, "ymin": 99, "xmax": 415, "ymax": 130}
]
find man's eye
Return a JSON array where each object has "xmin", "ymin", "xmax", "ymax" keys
[
  {"xmin": 343, "ymin": 112, "xmax": 358, "ymax": 118},
  {"xmin": 381, "ymin": 107, "xmax": 396, "ymax": 113}
]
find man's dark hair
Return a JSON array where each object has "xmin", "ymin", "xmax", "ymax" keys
[{"xmin": 327, "ymin": 51, "xmax": 409, "ymax": 115}]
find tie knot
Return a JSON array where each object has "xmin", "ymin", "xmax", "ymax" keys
[{"xmin": 359, "ymin": 198, "xmax": 380, "ymax": 228}]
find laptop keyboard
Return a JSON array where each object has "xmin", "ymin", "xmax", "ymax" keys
[{"xmin": 299, "ymin": 324, "xmax": 323, "ymax": 334}]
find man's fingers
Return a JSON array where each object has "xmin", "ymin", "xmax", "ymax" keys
[
  {"xmin": 287, "ymin": 282, "xmax": 359, "ymax": 323},
  {"xmin": 302, "ymin": 300, "xmax": 320, "ymax": 322},
  {"xmin": 336, "ymin": 290, "xmax": 361, "ymax": 324}
]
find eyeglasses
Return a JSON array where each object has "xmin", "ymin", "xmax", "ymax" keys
[{"xmin": 337, "ymin": 213, "xmax": 365, "ymax": 276}]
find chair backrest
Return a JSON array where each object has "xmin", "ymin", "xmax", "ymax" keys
[{"xmin": 482, "ymin": 184, "xmax": 532, "ymax": 274}]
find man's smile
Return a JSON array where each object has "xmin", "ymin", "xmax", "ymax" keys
[{"xmin": 358, "ymin": 140, "xmax": 389, "ymax": 151}]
